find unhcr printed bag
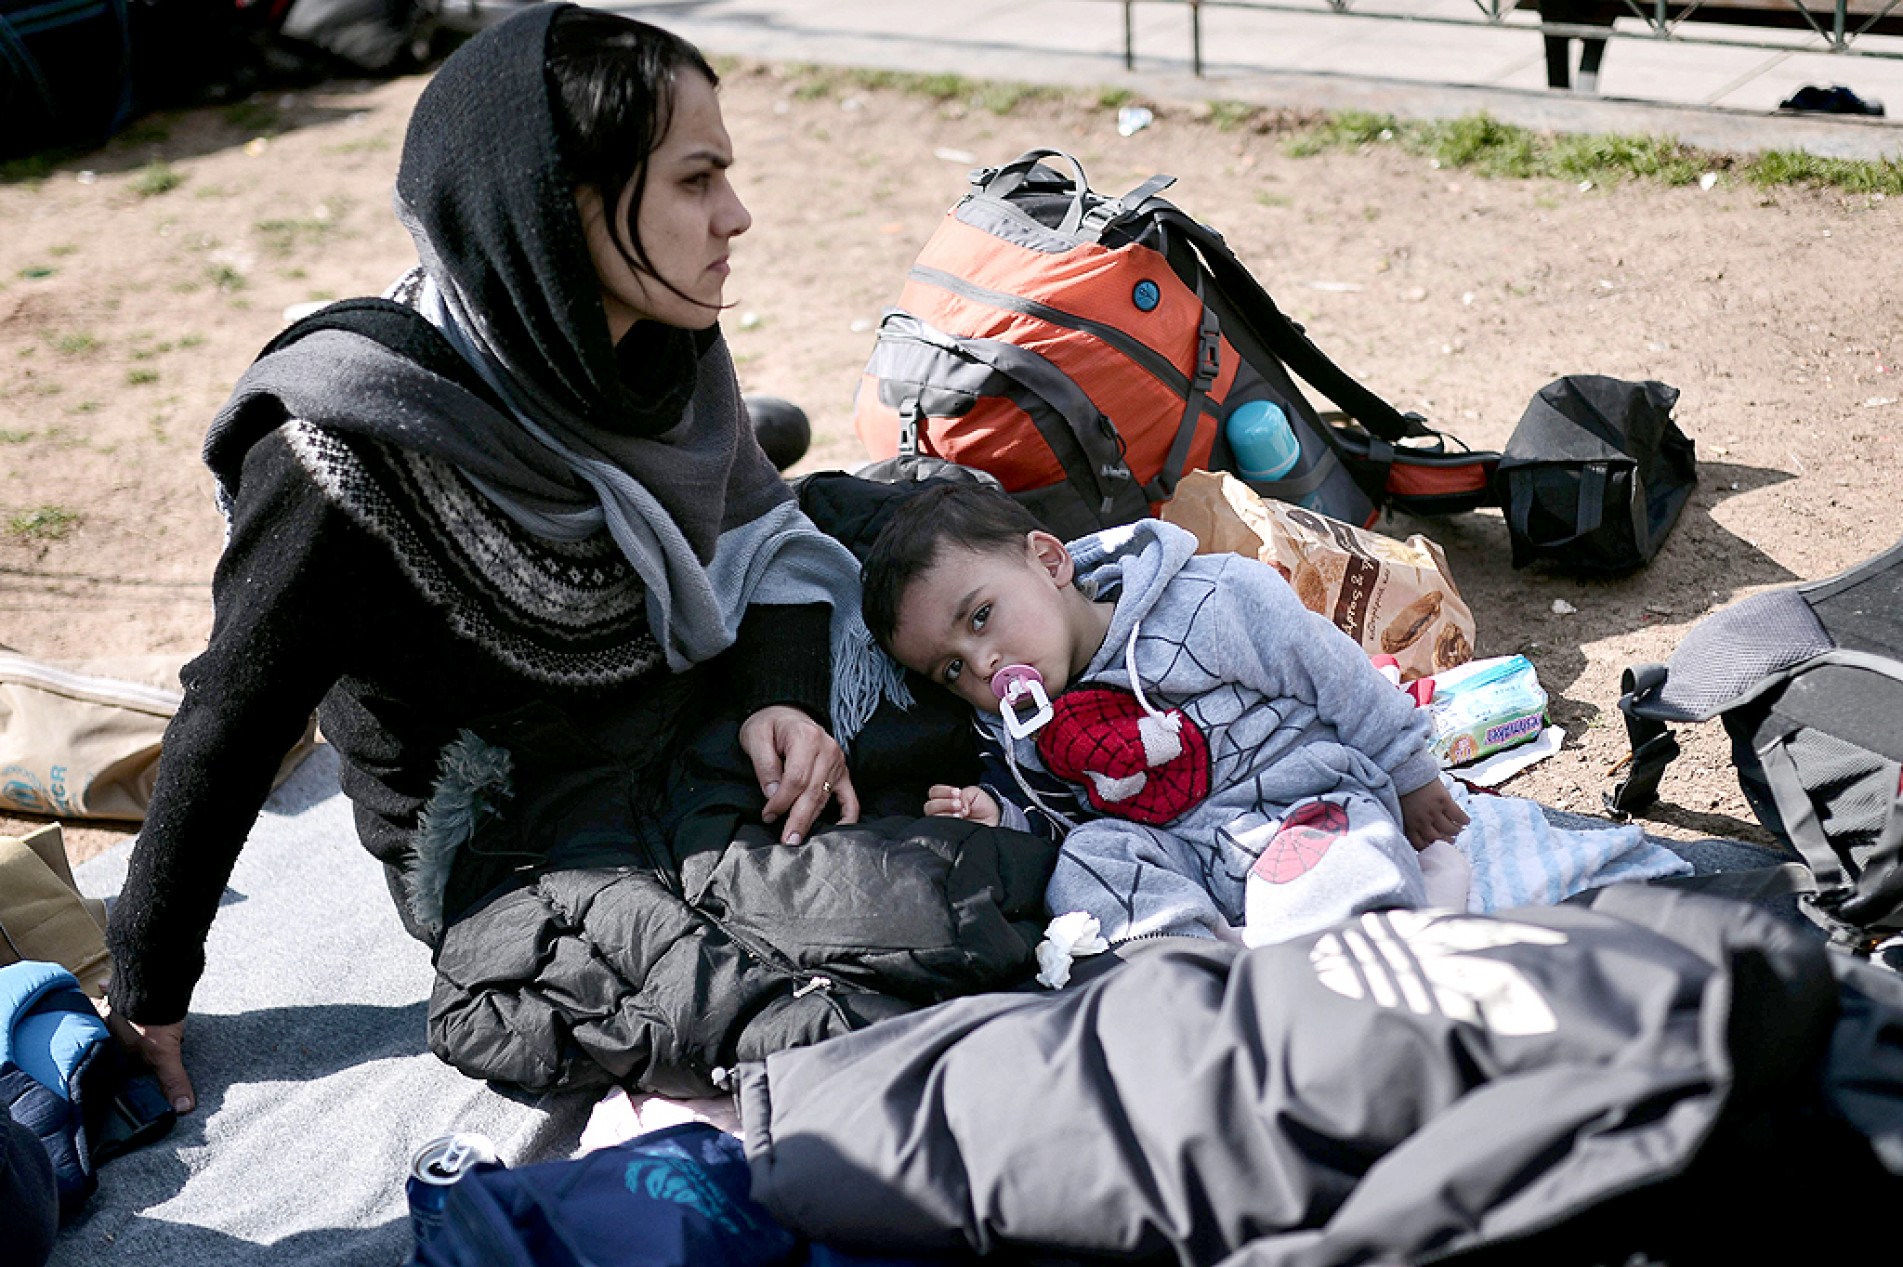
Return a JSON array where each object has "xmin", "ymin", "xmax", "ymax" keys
[
  {"xmin": 0, "ymin": 651, "xmax": 183, "ymax": 821},
  {"xmin": 0, "ymin": 648, "xmax": 316, "ymax": 821}
]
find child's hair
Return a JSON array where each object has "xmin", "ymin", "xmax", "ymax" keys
[{"xmin": 861, "ymin": 483, "xmax": 1042, "ymax": 649}]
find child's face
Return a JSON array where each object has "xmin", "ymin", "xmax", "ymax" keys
[{"xmin": 888, "ymin": 533, "xmax": 1091, "ymax": 716}]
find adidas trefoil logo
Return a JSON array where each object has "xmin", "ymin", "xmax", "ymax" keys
[{"xmin": 1309, "ymin": 909, "xmax": 1567, "ymax": 1037}]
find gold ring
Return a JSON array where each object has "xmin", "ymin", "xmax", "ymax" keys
[{"xmin": 822, "ymin": 780, "xmax": 834, "ymax": 794}]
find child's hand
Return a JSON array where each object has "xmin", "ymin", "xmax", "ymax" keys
[
  {"xmin": 1400, "ymin": 779, "xmax": 1470, "ymax": 851},
  {"xmin": 925, "ymin": 784, "xmax": 1001, "ymax": 827}
]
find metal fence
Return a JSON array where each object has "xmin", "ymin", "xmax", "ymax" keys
[{"xmin": 1117, "ymin": 0, "xmax": 1903, "ymax": 83}]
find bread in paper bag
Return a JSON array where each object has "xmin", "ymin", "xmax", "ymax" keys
[{"xmin": 1161, "ymin": 471, "xmax": 1477, "ymax": 680}]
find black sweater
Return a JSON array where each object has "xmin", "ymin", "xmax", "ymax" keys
[{"xmin": 106, "ymin": 426, "xmax": 832, "ymax": 1025}]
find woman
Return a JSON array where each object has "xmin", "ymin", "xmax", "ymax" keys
[{"xmin": 100, "ymin": 4, "xmax": 987, "ymax": 1110}]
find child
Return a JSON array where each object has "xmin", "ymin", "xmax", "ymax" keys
[{"xmin": 862, "ymin": 483, "xmax": 1476, "ymax": 948}]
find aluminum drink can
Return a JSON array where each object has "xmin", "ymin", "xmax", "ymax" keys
[{"xmin": 406, "ymin": 1132, "xmax": 498, "ymax": 1253}]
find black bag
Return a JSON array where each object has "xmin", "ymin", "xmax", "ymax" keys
[
  {"xmin": 1495, "ymin": 375, "xmax": 1697, "ymax": 572},
  {"xmin": 1609, "ymin": 537, "xmax": 1903, "ymax": 946},
  {"xmin": 1, "ymin": 0, "xmax": 136, "ymax": 158}
]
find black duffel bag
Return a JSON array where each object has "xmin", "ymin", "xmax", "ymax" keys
[{"xmin": 1495, "ymin": 375, "xmax": 1697, "ymax": 572}]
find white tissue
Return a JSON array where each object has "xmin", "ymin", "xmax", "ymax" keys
[{"xmin": 1034, "ymin": 911, "xmax": 1110, "ymax": 988}]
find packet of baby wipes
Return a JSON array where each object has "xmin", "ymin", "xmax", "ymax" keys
[{"xmin": 1425, "ymin": 655, "xmax": 1547, "ymax": 767}]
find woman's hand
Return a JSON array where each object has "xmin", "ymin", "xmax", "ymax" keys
[
  {"xmin": 739, "ymin": 704, "xmax": 858, "ymax": 845},
  {"xmin": 1399, "ymin": 779, "xmax": 1471, "ymax": 852},
  {"xmin": 104, "ymin": 1008, "xmax": 196, "ymax": 1114},
  {"xmin": 924, "ymin": 784, "xmax": 1001, "ymax": 827}
]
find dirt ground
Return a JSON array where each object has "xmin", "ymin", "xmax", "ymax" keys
[{"xmin": 3, "ymin": 59, "xmax": 1900, "ymax": 866}]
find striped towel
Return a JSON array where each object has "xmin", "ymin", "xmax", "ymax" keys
[{"xmin": 1448, "ymin": 780, "xmax": 1691, "ymax": 912}]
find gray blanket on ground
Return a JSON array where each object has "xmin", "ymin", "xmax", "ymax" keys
[
  {"xmin": 46, "ymin": 746, "xmax": 1793, "ymax": 1264},
  {"xmin": 53, "ymin": 747, "xmax": 591, "ymax": 1267}
]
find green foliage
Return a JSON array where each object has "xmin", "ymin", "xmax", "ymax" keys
[
  {"xmin": 126, "ymin": 368, "xmax": 159, "ymax": 386},
  {"xmin": 222, "ymin": 100, "xmax": 280, "ymax": 133},
  {"xmin": 7, "ymin": 505, "xmax": 80, "ymax": 541},
  {"xmin": 1748, "ymin": 149, "xmax": 1903, "ymax": 194},
  {"xmin": 1420, "ymin": 114, "xmax": 1543, "ymax": 178},
  {"xmin": 1205, "ymin": 99, "xmax": 1258, "ymax": 132},
  {"xmin": 1549, "ymin": 131, "xmax": 1705, "ymax": 185},
  {"xmin": 0, "ymin": 151, "xmax": 66, "ymax": 184},
  {"xmin": 132, "ymin": 161, "xmax": 185, "ymax": 197},
  {"xmin": 1280, "ymin": 108, "xmax": 1900, "ymax": 194},
  {"xmin": 50, "ymin": 332, "xmax": 98, "ymax": 355},
  {"xmin": 255, "ymin": 215, "xmax": 334, "ymax": 256}
]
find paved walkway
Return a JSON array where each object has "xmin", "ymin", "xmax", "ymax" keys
[{"xmin": 600, "ymin": 0, "xmax": 1903, "ymax": 158}]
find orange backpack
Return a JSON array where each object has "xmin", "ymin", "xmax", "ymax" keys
[{"xmin": 853, "ymin": 150, "xmax": 1498, "ymax": 537}]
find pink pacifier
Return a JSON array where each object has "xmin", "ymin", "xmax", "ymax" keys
[{"xmin": 992, "ymin": 664, "xmax": 1054, "ymax": 739}]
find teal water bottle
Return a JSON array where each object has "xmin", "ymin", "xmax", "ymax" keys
[{"xmin": 1226, "ymin": 399, "xmax": 1302, "ymax": 483}]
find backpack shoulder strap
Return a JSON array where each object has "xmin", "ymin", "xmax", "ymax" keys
[
  {"xmin": 1143, "ymin": 205, "xmax": 1429, "ymax": 445},
  {"xmin": 1607, "ymin": 662, "xmax": 1684, "ymax": 816}
]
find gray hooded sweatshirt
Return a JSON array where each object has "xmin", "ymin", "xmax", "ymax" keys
[{"xmin": 984, "ymin": 518, "xmax": 1443, "ymax": 942}]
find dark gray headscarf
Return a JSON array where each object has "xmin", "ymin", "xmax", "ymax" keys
[{"xmin": 206, "ymin": 4, "xmax": 905, "ymax": 738}]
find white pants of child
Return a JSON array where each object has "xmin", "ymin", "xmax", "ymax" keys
[{"xmin": 1044, "ymin": 793, "xmax": 1471, "ymax": 949}]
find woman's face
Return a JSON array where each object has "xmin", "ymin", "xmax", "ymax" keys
[{"xmin": 578, "ymin": 69, "xmax": 752, "ymax": 341}]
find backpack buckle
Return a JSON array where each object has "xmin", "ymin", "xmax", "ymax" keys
[
  {"xmin": 1195, "ymin": 327, "xmax": 1220, "ymax": 390},
  {"xmin": 898, "ymin": 397, "xmax": 923, "ymax": 457}
]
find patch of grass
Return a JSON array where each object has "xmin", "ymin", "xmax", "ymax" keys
[
  {"xmin": 177, "ymin": 333, "xmax": 204, "ymax": 349},
  {"xmin": 207, "ymin": 264, "xmax": 246, "ymax": 291},
  {"xmin": 1255, "ymin": 190, "xmax": 1291, "ymax": 208},
  {"xmin": 0, "ymin": 151, "xmax": 67, "ymax": 184},
  {"xmin": 1098, "ymin": 87, "xmax": 1136, "ymax": 110},
  {"xmin": 222, "ymin": 100, "xmax": 280, "ymax": 134},
  {"xmin": 18, "ymin": 265, "xmax": 56, "ymax": 280},
  {"xmin": 1278, "ymin": 107, "xmax": 1903, "ymax": 195},
  {"xmin": 126, "ymin": 368, "xmax": 159, "ymax": 386},
  {"xmin": 323, "ymin": 133, "xmax": 393, "ymax": 156},
  {"xmin": 49, "ymin": 332, "xmax": 98, "ymax": 355},
  {"xmin": 782, "ymin": 62, "xmax": 1056, "ymax": 114},
  {"xmin": 790, "ymin": 69, "xmax": 835, "ymax": 101},
  {"xmin": 255, "ymin": 214, "xmax": 336, "ymax": 256},
  {"xmin": 974, "ymin": 81, "xmax": 1057, "ymax": 115},
  {"xmin": 1205, "ymin": 99, "xmax": 1258, "ymax": 132},
  {"xmin": 1748, "ymin": 149, "xmax": 1903, "ymax": 193},
  {"xmin": 47, "ymin": 243, "xmax": 78, "ymax": 257},
  {"xmin": 1549, "ymin": 131, "xmax": 1705, "ymax": 185},
  {"xmin": 119, "ymin": 118, "xmax": 173, "ymax": 146},
  {"xmin": 194, "ymin": 184, "xmax": 234, "ymax": 199},
  {"xmin": 1284, "ymin": 110, "xmax": 1397, "ymax": 157},
  {"xmin": 66, "ymin": 401, "xmax": 102, "ymax": 414},
  {"xmin": 132, "ymin": 161, "xmax": 185, "ymax": 197},
  {"xmin": 7, "ymin": 505, "xmax": 80, "ymax": 541},
  {"xmin": 1420, "ymin": 114, "xmax": 1543, "ymax": 178},
  {"xmin": 0, "ymin": 429, "xmax": 30, "ymax": 443}
]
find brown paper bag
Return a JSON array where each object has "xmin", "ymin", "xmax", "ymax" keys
[
  {"xmin": 0, "ymin": 823, "xmax": 110, "ymax": 997},
  {"xmin": 1163, "ymin": 471, "xmax": 1478, "ymax": 681}
]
